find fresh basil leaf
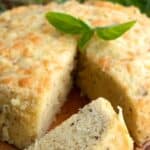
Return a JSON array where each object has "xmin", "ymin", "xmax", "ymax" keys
[
  {"xmin": 78, "ymin": 29, "xmax": 94, "ymax": 52},
  {"xmin": 95, "ymin": 20, "xmax": 136, "ymax": 40},
  {"xmin": 46, "ymin": 12, "xmax": 91, "ymax": 34},
  {"xmin": 46, "ymin": 12, "xmax": 135, "ymax": 52}
]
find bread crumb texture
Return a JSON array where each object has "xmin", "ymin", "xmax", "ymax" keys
[
  {"xmin": 0, "ymin": 2, "xmax": 76, "ymax": 148},
  {"xmin": 26, "ymin": 98, "xmax": 133, "ymax": 150},
  {"xmin": 76, "ymin": 0, "xmax": 150, "ymax": 145}
]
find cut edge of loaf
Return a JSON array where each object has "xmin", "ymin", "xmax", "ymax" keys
[
  {"xmin": 26, "ymin": 98, "xmax": 133, "ymax": 150},
  {"xmin": 77, "ymin": 55, "xmax": 150, "ymax": 145},
  {"xmin": 0, "ymin": 52, "xmax": 76, "ymax": 149},
  {"xmin": 38, "ymin": 61, "xmax": 75, "ymax": 136},
  {"xmin": 0, "ymin": 3, "xmax": 77, "ymax": 148}
]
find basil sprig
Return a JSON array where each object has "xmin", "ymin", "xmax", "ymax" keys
[
  {"xmin": 78, "ymin": 29, "xmax": 94, "ymax": 50},
  {"xmin": 95, "ymin": 21, "xmax": 136, "ymax": 40},
  {"xmin": 46, "ymin": 12, "xmax": 91, "ymax": 34},
  {"xmin": 46, "ymin": 12, "xmax": 136, "ymax": 52}
]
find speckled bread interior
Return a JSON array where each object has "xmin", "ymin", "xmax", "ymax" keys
[
  {"xmin": 0, "ymin": 2, "xmax": 76, "ymax": 148},
  {"xmin": 77, "ymin": 0, "xmax": 150, "ymax": 145},
  {"xmin": 26, "ymin": 98, "xmax": 133, "ymax": 150}
]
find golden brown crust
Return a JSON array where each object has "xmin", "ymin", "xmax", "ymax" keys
[
  {"xmin": 75, "ymin": 0, "xmax": 150, "ymax": 146},
  {"xmin": 0, "ymin": 2, "xmax": 76, "ymax": 148}
]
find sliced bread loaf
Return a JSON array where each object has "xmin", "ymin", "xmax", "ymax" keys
[
  {"xmin": 26, "ymin": 98, "xmax": 133, "ymax": 150},
  {"xmin": 0, "ymin": 2, "xmax": 76, "ymax": 148},
  {"xmin": 77, "ymin": 0, "xmax": 150, "ymax": 145}
]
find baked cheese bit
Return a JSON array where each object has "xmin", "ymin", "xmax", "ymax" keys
[
  {"xmin": 26, "ymin": 98, "xmax": 133, "ymax": 150},
  {"xmin": 0, "ymin": 3, "xmax": 76, "ymax": 148},
  {"xmin": 77, "ymin": 0, "xmax": 150, "ymax": 145}
]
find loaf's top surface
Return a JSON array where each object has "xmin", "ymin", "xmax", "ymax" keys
[
  {"xmin": 0, "ymin": 2, "xmax": 76, "ymax": 98},
  {"xmin": 80, "ymin": 0, "xmax": 150, "ymax": 101},
  {"xmin": 1, "ymin": 0, "xmax": 150, "ymax": 102},
  {"xmin": 75, "ymin": 0, "xmax": 150, "ymax": 145}
]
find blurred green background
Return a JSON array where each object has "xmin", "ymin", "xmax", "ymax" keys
[
  {"xmin": 0, "ymin": 0, "xmax": 150, "ymax": 16},
  {"xmin": 0, "ymin": 0, "xmax": 49, "ymax": 11}
]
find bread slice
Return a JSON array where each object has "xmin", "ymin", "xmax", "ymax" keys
[
  {"xmin": 77, "ymin": 0, "xmax": 150, "ymax": 145},
  {"xmin": 0, "ymin": 3, "xmax": 76, "ymax": 148},
  {"xmin": 26, "ymin": 98, "xmax": 133, "ymax": 150}
]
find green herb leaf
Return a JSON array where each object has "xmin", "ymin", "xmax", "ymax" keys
[
  {"xmin": 95, "ymin": 20, "xmax": 136, "ymax": 40},
  {"xmin": 78, "ymin": 29, "xmax": 94, "ymax": 52},
  {"xmin": 46, "ymin": 12, "xmax": 91, "ymax": 34},
  {"xmin": 46, "ymin": 12, "xmax": 136, "ymax": 51}
]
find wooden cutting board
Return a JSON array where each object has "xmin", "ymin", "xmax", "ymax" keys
[{"xmin": 0, "ymin": 87, "xmax": 89, "ymax": 150}]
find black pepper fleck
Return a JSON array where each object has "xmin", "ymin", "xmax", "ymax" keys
[
  {"xmin": 88, "ymin": 109, "xmax": 93, "ymax": 112},
  {"xmin": 142, "ymin": 90, "xmax": 148, "ymax": 96},
  {"xmin": 94, "ymin": 136, "xmax": 99, "ymax": 140},
  {"xmin": 70, "ymin": 122, "xmax": 74, "ymax": 126},
  {"xmin": 76, "ymin": 119, "xmax": 80, "ymax": 122}
]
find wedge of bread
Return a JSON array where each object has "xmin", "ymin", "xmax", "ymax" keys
[
  {"xmin": 26, "ymin": 98, "xmax": 133, "ymax": 150},
  {"xmin": 0, "ymin": 3, "xmax": 76, "ymax": 148},
  {"xmin": 76, "ymin": 0, "xmax": 150, "ymax": 145}
]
